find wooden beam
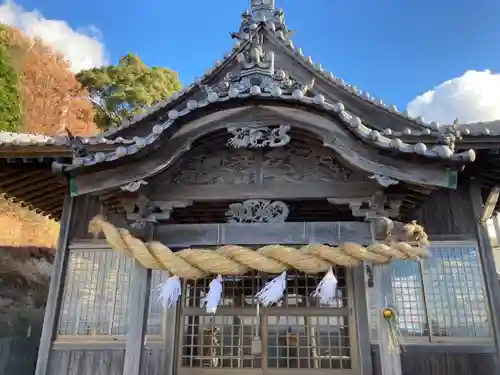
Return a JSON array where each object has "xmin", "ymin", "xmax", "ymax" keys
[
  {"xmin": 34, "ymin": 194, "xmax": 74, "ymax": 375},
  {"xmin": 481, "ymin": 186, "xmax": 500, "ymax": 223},
  {"xmin": 154, "ymin": 222, "xmax": 373, "ymax": 247},
  {"xmin": 469, "ymin": 180, "xmax": 500, "ymax": 365},
  {"xmin": 149, "ymin": 181, "xmax": 381, "ymax": 202}
]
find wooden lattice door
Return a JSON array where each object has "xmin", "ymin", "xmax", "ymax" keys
[{"xmin": 177, "ymin": 268, "xmax": 358, "ymax": 375}]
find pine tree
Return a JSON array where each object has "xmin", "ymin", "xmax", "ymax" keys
[{"xmin": 77, "ymin": 53, "xmax": 181, "ymax": 129}]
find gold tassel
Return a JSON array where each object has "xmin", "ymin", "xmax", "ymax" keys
[{"xmin": 382, "ymin": 307, "xmax": 406, "ymax": 355}]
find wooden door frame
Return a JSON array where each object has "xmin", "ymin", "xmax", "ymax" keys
[{"xmin": 174, "ymin": 270, "xmax": 360, "ymax": 375}]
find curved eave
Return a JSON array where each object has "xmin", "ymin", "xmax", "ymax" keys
[
  {"xmin": 372, "ymin": 119, "xmax": 500, "ymax": 139},
  {"xmin": 0, "ymin": 131, "xmax": 137, "ymax": 151},
  {"xmin": 375, "ymin": 126, "xmax": 500, "ymax": 152},
  {"xmin": 66, "ymin": 90, "xmax": 475, "ymax": 171}
]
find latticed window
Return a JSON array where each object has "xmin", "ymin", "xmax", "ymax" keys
[
  {"xmin": 179, "ymin": 269, "xmax": 354, "ymax": 373},
  {"xmin": 57, "ymin": 244, "xmax": 170, "ymax": 341},
  {"xmin": 368, "ymin": 242, "xmax": 492, "ymax": 342},
  {"xmin": 58, "ymin": 247, "xmax": 132, "ymax": 339},
  {"xmin": 147, "ymin": 268, "xmax": 171, "ymax": 338}
]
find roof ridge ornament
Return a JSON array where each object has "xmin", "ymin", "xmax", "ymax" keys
[
  {"xmin": 238, "ymin": 33, "xmax": 274, "ymax": 73},
  {"xmin": 232, "ymin": 1, "xmax": 293, "ymax": 42},
  {"xmin": 204, "ymin": 31, "xmax": 314, "ymax": 98},
  {"xmin": 438, "ymin": 118, "xmax": 462, "ymax": 153},
  {"xmin": 251, "ymin": 0, "xmax": 274, "ymax": 12}
]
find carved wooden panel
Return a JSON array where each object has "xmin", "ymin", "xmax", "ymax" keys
[
  {"xmin": 170, "ymin": 141, "xmax": 366, "ymax": 186},
  {"xmin": 262, "ymin": 142, "xmax": 364, "ymax": 183},
  {"xmin": 171, "ymin": 148, "xmax": 257, "ymax": 185}
]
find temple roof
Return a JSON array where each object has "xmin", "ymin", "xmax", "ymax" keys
[
  {"xmin": 53, "ymin": 2, "xmax": 488, "ymax": 167},
  {"xmin": 0, "ymin": 2, "xmax": 496, "ymax": 166},
  {"xmin": 0, "ymin": 1, "xmax": 500, "ymax": 219}
]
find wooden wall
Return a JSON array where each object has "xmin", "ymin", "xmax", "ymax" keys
[
  {"xmin": 0, "ymin": 337, "xmax": 40, "ymax": 374},
  {"xmin": 371, "ymin": 345, "xmax": 498, "ymax": 375},
  {"xmin": 45, "ymin": 347, "xmax": 165, "ymax": 375},
  {"xmin": 387, "ymin": 180, "xmax": 500, "ymax": 375},
  {"xmin": 48, "ymin": 349, "xmax": 125, "ymax": 375},
  {"xmin": 411, "ymin": 183, "xmax": 476, "ymax": 238},
  {"xmin": 141, "ymin": 347, "xmax": 166, "ymax": 374},
  {"xmin": 0, "ymin": 246, "xmax": 51, "ymax": 375}
]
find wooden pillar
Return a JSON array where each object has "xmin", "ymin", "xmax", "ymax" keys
[
  {"xmin": 351, "ymin": 264, "xmax": 373, "ymax": 375},
  {"xmin": 493, "ymin": 214, "xmax": 500, "ymax": 275},
  {"xmin": 34, "ymin": 194, "xmax": 74, "ymax": 375},
  {"xmin": 493, "ymin": 214, "xmax": 500, "ymax": 243},
  {"xmin": 161, "ymin": 271, "xmax": 178, "ymax": 375},
  {"xmin": 123, "ymin": 225, "xmax": 155, "ymax": 375},
  {"xmin": 373, "ymin": 263, "xmax": 402, "ymax": 375},
  {"xmin": 469, "ymin": 180, "xmax": 500, "ymax": 362}
]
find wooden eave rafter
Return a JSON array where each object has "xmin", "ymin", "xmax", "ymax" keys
[{"xmin": 0, "ymin": 160, "xmax": 67, "ymax": 220}]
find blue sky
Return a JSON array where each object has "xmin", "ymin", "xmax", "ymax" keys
[{"xmin": 2, "ymin": 0, "xmax": 500, "ymax": 124}]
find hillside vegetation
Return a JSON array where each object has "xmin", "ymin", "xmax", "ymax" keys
[
  {"xmin": 0, "ymin": 26, "xmax": 182, "ymax": 245},
  {"xmin": 0, "ymin": 25, "xmax": 99, "ymax": 246}
]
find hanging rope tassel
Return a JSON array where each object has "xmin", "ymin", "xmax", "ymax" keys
[
  {"xmin": 311, "ymin": 267, "xmax": 338, "ymax": 304},
  {"xmin": 156, "ymin": 275, "xmax": 181, "ymax": 308},
  {"xmin": 256, "ymin": 271, "xmax": 287, "ymax": 307},
  {"xmin": 382, "ymin": 306, "xmax": 406, "ymax": 355},
  {"xmin": 202, "ymin": 275, "xmax": 223, "ymax": 313}
]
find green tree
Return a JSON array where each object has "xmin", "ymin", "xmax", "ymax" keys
[
  {"xmin": 0, "ymin": 25, "xmax": 21, "ymax": 132},
  {"xmin": 76, "ymin": 53, "xmax": 181, "ymax": 129}
]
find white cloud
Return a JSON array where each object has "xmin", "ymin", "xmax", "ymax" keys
[
  {"xmin": 407, "ymin": 70, "xmax": 500, "ymax": 125},
  {"xmin": 0, "ymin": 0, "xmax": 107, "ymax": 72}
]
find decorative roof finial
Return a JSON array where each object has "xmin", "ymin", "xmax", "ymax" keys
[
  {"xmin": 250, "ymin": 0, "xmax": 275, "ymax": 24},
  {"xmin": 231, "ymin": 0, "xmax": 292, "ymax": 42},
  {"xmin": 251, "ymin": 0, "xmax": 275, "ymax": 12}
]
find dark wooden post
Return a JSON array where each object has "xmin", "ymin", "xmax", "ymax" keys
[
  {"xmin": 122, "ymin": 224, "xmax": 155, "ymax": 375},
  {"xmin": 469, "ymin": 179, "xmax": 500, "ymax": 365},
  {"xmin": 351, "ymin": 264, "xmax": 373, "ymax": 375},
  {"xmin": 161, "ymin": 271, "xmax": 178, "ymax": 375},
  {"xmin": 34, "ymin": 194, "xmax": 74, "ymax": 375}
]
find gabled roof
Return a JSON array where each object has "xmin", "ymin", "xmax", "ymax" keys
[
  {"xmin": 99, "ymin": 5, "xmax": 434, "ymax": 139},
  {"xmin": 0, "ymin": 2, "xmax": 492, "ymax": 167},
  {"xmin": 2, "ymin": 1, "xmax": 500, "ymax": 220},
  {"xmin": 55, "ymin": 2, "xmax": 482, "ymax": 168},
  {"xmin": 58, "ymin": 18, "xmax": 473, "ymax": 168}
]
